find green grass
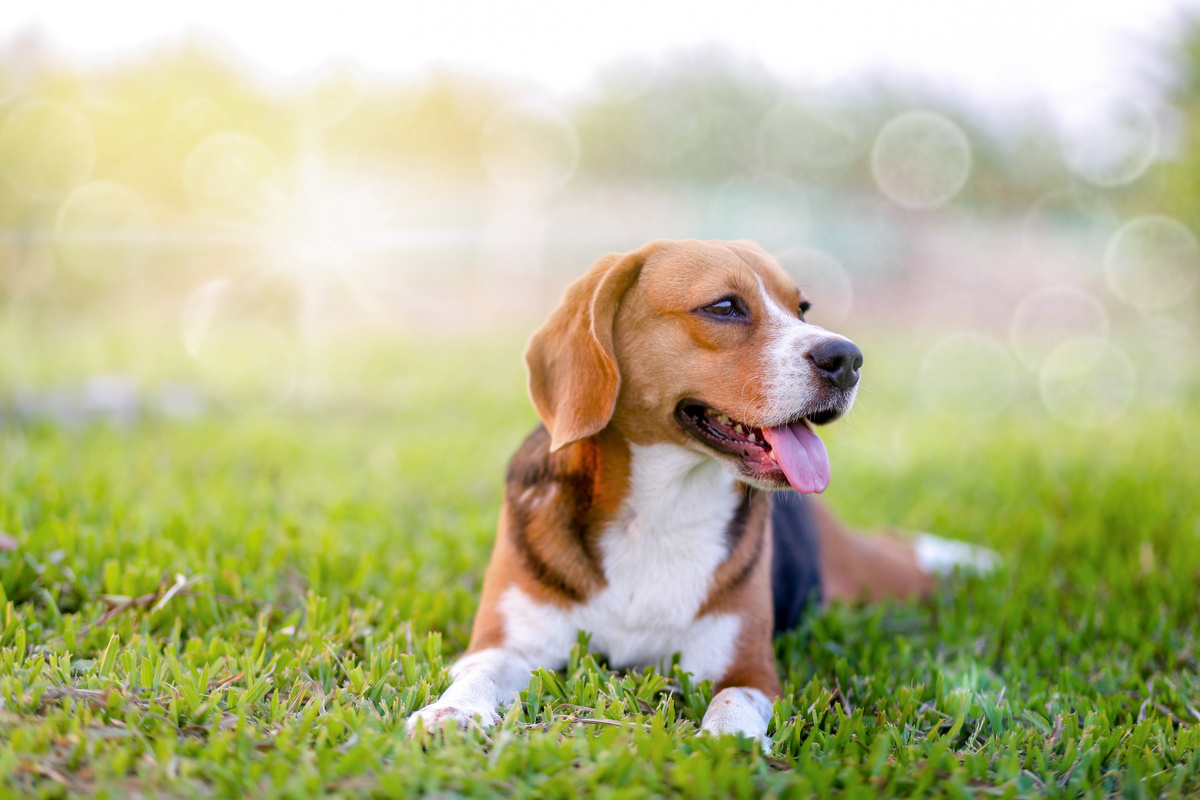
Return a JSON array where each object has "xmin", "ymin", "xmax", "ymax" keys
[{"xmin": 1, "ymin": 327, "xmax": 1199, "ymax": 798}]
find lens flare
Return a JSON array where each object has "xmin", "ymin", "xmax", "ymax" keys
[
  {"xmin": 919, "ymin": 331, "xmax": 1017, "ymax": 419},
  {"xmin": 480, "ymin": 101, "xmax": 579, "ymax": 198},
  {"xmin": 264, "ymin": 178, "xmax": 390, "ymax": 276},
  {"xmin": 871, "ymin": 111, "xmax": 971, "ymax": 210},
  {"xmin": 0, "ymin": 101, "xmax": 96, "ymax": 201},
  {"xmin": 1105, "ymin": 215, "xmax": 1200, "ymax": 311},
  {"xmin": 1039, "ymin": 338, "xmax": 1136, "ymax": 427},
  {"xmin": 1009, "ymin": 286, "xmax": 1109, "ymax": 371}
]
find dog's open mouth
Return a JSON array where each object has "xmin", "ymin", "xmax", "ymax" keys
[{"xmin": 675, "ymin": 401, "xmax": 840, "ymax": 494}]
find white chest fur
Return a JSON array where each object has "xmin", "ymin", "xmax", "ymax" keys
[{"xmin": 500, "ymin": 443, "xmax": 744, "ymax": 682}]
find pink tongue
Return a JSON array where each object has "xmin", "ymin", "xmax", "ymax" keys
[{"xmin": 760, "ymin": 421, "xmax": 831, "ymax": 494}]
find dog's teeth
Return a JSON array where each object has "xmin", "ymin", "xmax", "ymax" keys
[
  {"xmin": 734, "ymin": 424, "xmax": 746, "ymax": 434},
  {"xmin": 768, "ymin": 450, "xmax": 778, "ymax": 463},
  {"xmin": 717, "ymin": 413, "xmax": 732, "ymax": 425},
  {"xmin": 747, "ymin": 432, "xmax": 758, "ymax": 442}
]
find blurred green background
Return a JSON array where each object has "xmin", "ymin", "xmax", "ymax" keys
[{"xmin": 0, "ymin": 9, "xmax": 1198, "ymax": 419}]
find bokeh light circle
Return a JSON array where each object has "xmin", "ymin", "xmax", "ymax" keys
[
  {"xmin": 0, "ymin": 101, "xmax": 96, "ymax": 201},
  {"xmin": 55, "ymin": 181, "xmax": 154, "ymax": 279},
  {"xmin": 1104, "ymin": 215, "xmax": 1200, "ymax": 311},
  {"xmin": 1009, "ymin": 286, "xmax": 1110, "ymax": 371},
  {"xmin": 480, "ymin": 101, "xmax": 579, "ymax": 198},
  {"xmin": 871, "ymin": 111, "xmax": 971, "ymax": 210},
  {"xmin": 759, "ymin": 99, "xmax": 866, "ymax": 172},
  {"xmin": 183, "ymin": 132, "xmax": 283, "ymax": 219},
  {"xmin": 775, "ymin": 246, "xmax": 853, "ymax": 324},
  {"xmin": 1039, "ymin": 338, "xmax": 1136, "ymax": 428},
  {"xmin": 919, "ymin": 332, "xmax": 1017, "ymax": 418},
  {"xmin": 1060, "ymin": 100, "xmax": 1158, "ymax": 187}
]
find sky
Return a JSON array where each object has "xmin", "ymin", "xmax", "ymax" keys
[{"xmin": 1, "ymin": 0, "xmax": 1198, "ymax": 123}]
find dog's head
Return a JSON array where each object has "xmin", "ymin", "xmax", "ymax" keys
[{"xmin": 525, "ymin": 239, "xmax": 861, "ymax": 493}]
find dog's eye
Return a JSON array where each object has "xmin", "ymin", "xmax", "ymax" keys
[
  {"xmin": 709, "ymin": 300, "xmax": 735, "ymax": 316},
  {"xmin": 699, "ymin": 297, "xmax": 746, "ymax": 319},
  {"xmin": 799, "ymin": 301, "xmax": 811, "ymax": 322}
]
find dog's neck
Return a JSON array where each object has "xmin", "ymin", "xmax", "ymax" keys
[
  {"xmin": 549, "ymin": 438, "xmax": 751, "ymax": 656},
  {"xmin": 612, "ymin": 442, "xmax": 738, "ymax": 537},
  {"xmin": 581, "ymin": 426, "xmax": 744, "ymax": 533}
]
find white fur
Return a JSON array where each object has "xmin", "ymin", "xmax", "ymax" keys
[
  {"xmin": 406, "ymin": 647, "xmax": 535, "ymax": 732},
  {"xmin": 502, "ymin": 444, "xmax": 744, "ymax": 676},
  {"xmin": 753, "ymin": 273, "xmax": 857, "ymax": 426},
  {"xmin": 700, "ymin": 687, "xmax": 774, "ymax": 742},
  {"xmin": 914, "ymin": 533, "xmax": 1000, "ymax": 575},
  {"xmin": 517, "ymin": 482, "xmax": 558, "ymax": 510},
  {"xmin": 410, "ymin": 443, "xmax": 749, "ymax": 732}
]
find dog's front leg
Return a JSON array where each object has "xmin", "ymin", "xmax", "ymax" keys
[
  {"xmin": 700, "ymin": 686, "xmax": 774, "ymax": 740},
  {"xmin": 407, "ymin": 648, "xmax": 536, "ymax": 733},
  {"xmin": 695, "ymin": 613, "xmax": 780, "ymax": 743}
]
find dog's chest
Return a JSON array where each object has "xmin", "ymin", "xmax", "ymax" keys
[
  {"xmin": 500, "ymin": 443, "xmax": 745, "ymax": 676},
  {"xmin": 571, "ymin": 445, "xmax": 741, "ymax": 663}
]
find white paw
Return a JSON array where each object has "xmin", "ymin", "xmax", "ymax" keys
[
  {"xmin": 406, "ymin": 702, "xmax": 500, "ymax": 735},
  {"xmin": 914, "ymin": 533, "xmax": 1000, "ymax": 576},
  {"xmin": 700, "ymin": 688, "xmax": 772, "ymax": 749}
]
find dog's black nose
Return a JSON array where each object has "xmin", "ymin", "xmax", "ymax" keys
[{"xmin": 810, "ymin": 340, "xmax": 863, "ymax": 390}]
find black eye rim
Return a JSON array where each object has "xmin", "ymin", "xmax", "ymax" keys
[
  {"xmin": 695, "ymin": 295, "xmax": 750, "ymax": 321},
  {"xmin": 799, "ymin": 300, "xmax": 812, "ymax": 321}
]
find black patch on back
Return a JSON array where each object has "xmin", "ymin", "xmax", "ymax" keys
[{"xmin": 770, "ymin": 491, "xmax": 823, "ymax": 634}]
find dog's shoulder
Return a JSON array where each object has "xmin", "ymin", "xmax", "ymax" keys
[{"xmin": 500, "ymin": 425, "xmax": 609, "ymax": 604}]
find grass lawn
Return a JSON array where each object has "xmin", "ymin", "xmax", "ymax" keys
[{"xmin": 1, "ymin": 325, "xmax": 1199, "ymax": 798}]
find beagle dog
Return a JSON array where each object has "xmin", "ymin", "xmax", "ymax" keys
[{"xmin": 408, "ymin": 239, "xmax": 994, "ymax": 741}]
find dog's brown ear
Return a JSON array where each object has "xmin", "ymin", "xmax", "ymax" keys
[{"xmin": 524, "ymin": 248, "xmax": 647, "ymax": 451}]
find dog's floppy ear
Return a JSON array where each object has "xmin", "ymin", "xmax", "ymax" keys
[{"xmin": 524, "ymin": 248, "xmax": 648, "ymax": 451}]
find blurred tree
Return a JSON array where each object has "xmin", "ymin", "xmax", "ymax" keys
[
  {"xmin": 329, "ymin": 71, "xmax": 517, "ymax": 180},
  {"xmin": 571, "ymin": 45, "xmax": 1065, "ymax": 208},
  {"xmin": 573, "ymin": 46, "xmax": 780, "ymax": 182}
]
